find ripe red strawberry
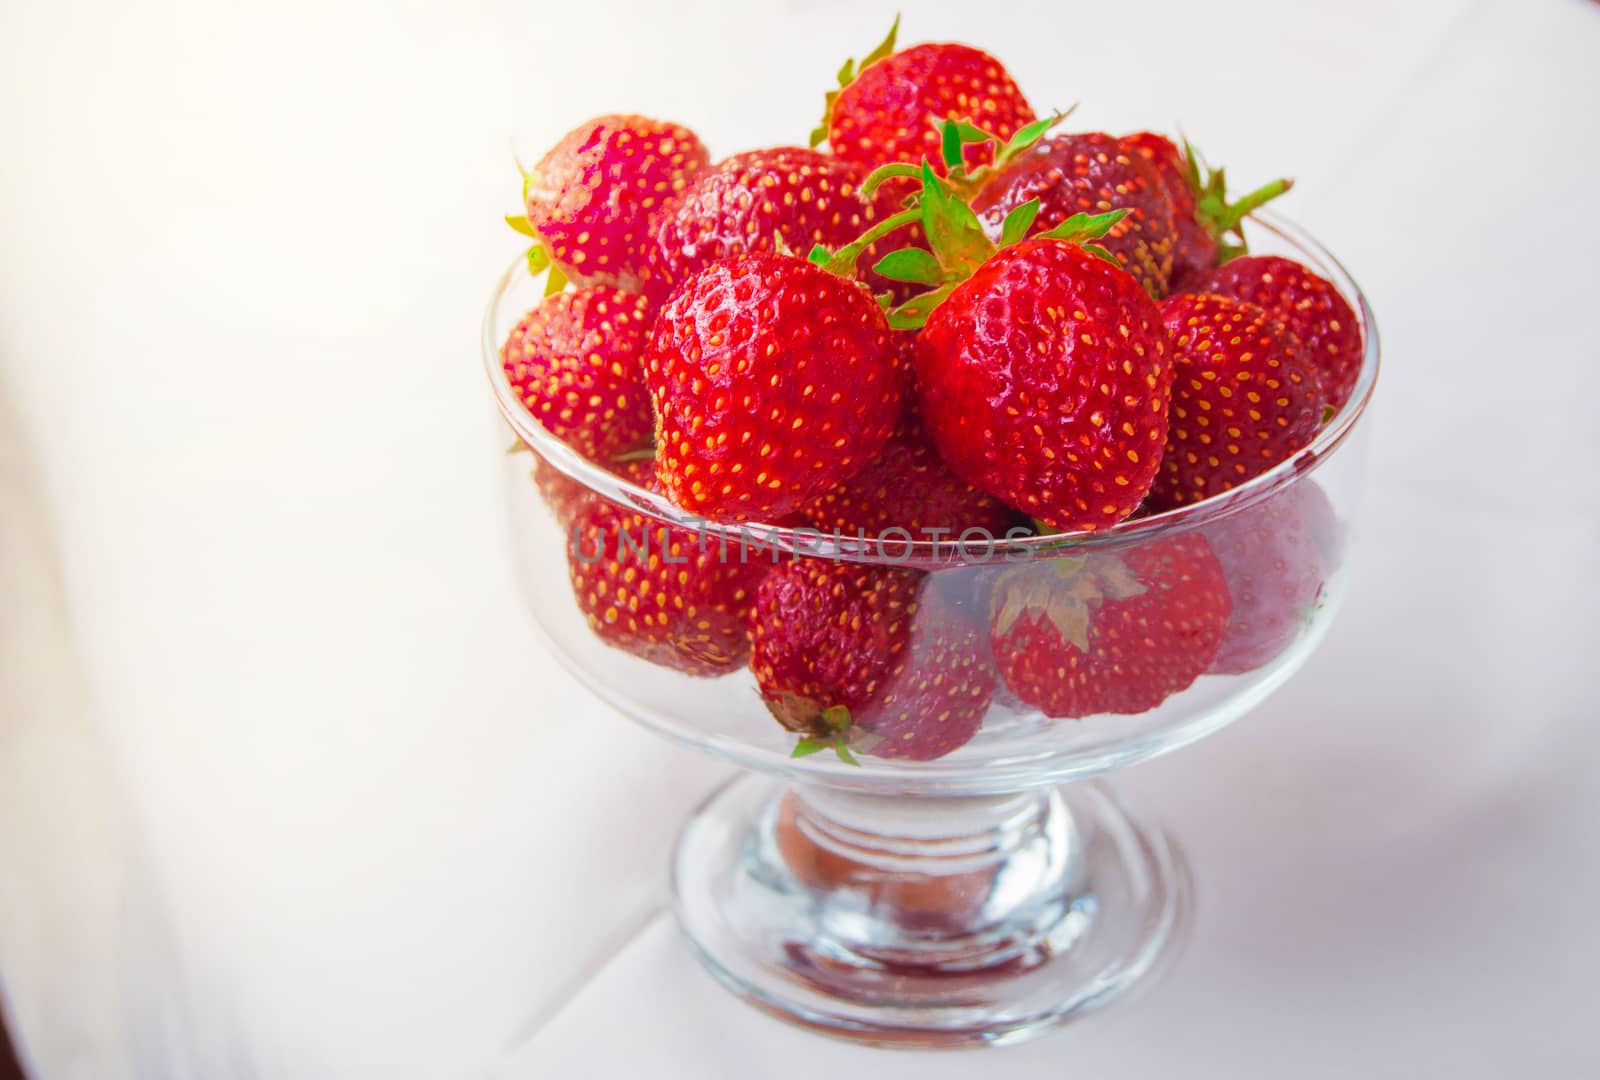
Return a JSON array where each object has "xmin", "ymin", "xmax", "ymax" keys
[
  {"xmin": 1145, "ymin": 293, "xmax": 1324, "ymax": 510},
  {"xmin": 1204, "ymin": 480, "xmax": 1338, "ymax": 674},
  {"xmin": 798, "ymin": 418, "xmax": 1015, "ymax": 542},
  {"xmin": 849, "ymin": 585, "xmax": 996, "ymax": 761},
  {"xmin": 751, "ymin": 561, "xmax": 919, "ymax": 737},
  {"xmin": 917, "ymin": 236, "xmax": 1171, "ymax": 532},
  {"xmin": 809, "ymin": 161, "xmax": 1173, "ymax": 533},
  {"xmin": 990, "ymin": 535, "xmax": 1230, "ymax": 717},
  {"xmin": 643, "ymin": 254, "xmax": 900, "ymax": 522},
  {"xmin": 501, "ymin": 287, "xmax": 655, "ymax": 464},
  {"xmin": 750, "ymin": 562, "xmax": 993, "ymax": 761},
  {"xmin": 1183, "ymin": 255, "xmax": 1363, "ymax": 410},
  {"xmin": 1122, "ymin": 132, "xmax": 1217, "ymax": 283},
  {"xmin": 566, "ymin": 486, "xmax": 768, "ymax": 677},
  {"xmin": 516, "ymin": 114, "xmax": 709, "ymax": 291},
  {"xmin": 645, "ymin": 147, "xmax": 922, "ymax": 307},
  {"xmin": 1121, "ymin": 133, "xmax": 1293, "ymax": 285},
  {"xmin": 972, "ymin": 133, "xmax": 1178, "ymax": 296},
  {"xmin": 815, "ymin": 18, "xmax": 1035, "ymax": 174}
]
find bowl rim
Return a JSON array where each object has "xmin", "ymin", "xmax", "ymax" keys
[{"xmin": 481, "ymin": 210, "xmax": 1379, "ymax": 562}]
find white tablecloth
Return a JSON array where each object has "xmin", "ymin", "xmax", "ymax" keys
[{"xmin": 2, "ymin": 1, "xmax": 1597, "ymax": 1077}]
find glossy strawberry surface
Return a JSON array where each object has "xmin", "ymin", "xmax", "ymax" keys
[
  {"xmin": 646, "ymin": 147, "xmax": 922, "ymax": 306},
  {"xmin": 828, "ymin": 43, "xmax": 1035, "ymax": 173},
  {"xmin": 1146, "ymin": 293, "xmax": 1325, "ymax": 509},
  {"xmin": 644, "ymin": 254, "xmax": 900, "ymax": 522},
  {"xmin": 501, "ymin": 287, "xmax": 655, "ymax": 464},
  {"xmin": 972, "ymin": 133, "xmax": 1178, "ymax": 296},
  {"xmin": 1183, "ymin": 255, "xmax": 1363, "ymax": 410},
  {"xmin": 524, "ymin": 114, "xmax": 709, "ymax": 290},
  {"xmin": 1122, "ymin": 131, "xmax": 1218, "ymax": 283},
  {"xmin": 915, "ymin": 237, "xmax": 1172, "ymax": 533}
]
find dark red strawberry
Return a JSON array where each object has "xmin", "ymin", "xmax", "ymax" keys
[
  {"xmin": 1122, "ymin": 132, "xmax": 1216, "ymax": 282},
  {"xmin": 972, "ymin": 132, "xmax": 1178, "ymax": 296},
  {"xmin": 514, "ymin": 114, "xmax": 709, "ymax": 291},
  {"xmin": 501, "ymin": 288, "xmax": 655, "ymax": 464},
  {"xmin": 645, "ymin": 147, "xmax": 922, "ymax": 307},
  {"xmin": 567, "ymin": 487, "xmax": 769, "ymax": 677},
  {"xmin": 990, "ymin": 535, "xmax": 1230, "ymax": 717},
  {"xmin": 812, "ymin": 161, "xmax": 1172, "ymax": 533},
  {"xmin": 798, "ymin": 418, "xmax": 1014, "ymax": 543},
  {"xmin": 848, "ymin": 585, "xmax": 995, "ymax": 761},
  {"xmin": 1183, "ymin": 255, "xmax": 1363, "ymax": 410},
  {"xmin": 815, "ymin": 18, "xmax": 1035, "ymax": 174},
  {"xmin": 751, "ymin": 560, "xmax": 920, "ymax": 741},
  {"xmin": 1145, "ymin": 293, "xmax": 1324, "ymax": 510},
  {"xmin": 750, "ymin": 562, "xmax": 993, "ymax": 762},
  {"xmin": 1122, "ymin": 133, "xmax": 1293, "ymax": 285},
  {"xmin": 643, "ymin": 254, "xmax": 900, "ymax": 522},
  {"xmin": 1204, "ymin": 480, "xmax": 1338, "ymax": 674}
]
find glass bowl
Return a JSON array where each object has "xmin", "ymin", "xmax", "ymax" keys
[{"xmin": 481, "ymin": 211, "xmax": 1378, "ymax": 1048}]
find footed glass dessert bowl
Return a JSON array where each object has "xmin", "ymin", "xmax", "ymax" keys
[{"xmin": 482, "ymin": 212, "xmax": 1378, "ymax": 1048}]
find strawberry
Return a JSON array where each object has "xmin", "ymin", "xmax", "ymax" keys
[
  {"xmin": 1145, "ymin": 293, "xmax": 1324, "ymax": 510},
  {"xmin": 847, "ymin": 585, "xmax": 996, "ymax": 761},
  {"xmin": 500, "ymin": 287, "xmax": 655, "ymax": 464},
  {"xmin": 971, "ymin": 132, "xmax": 1179, "ymax": 296},
  {"xmin": 645, "ymin": 147, "xmax": 922, "ymax": 307},
  {"xmin": 797, "ymin": 417, "xmax": 1015, "ymax": 543},
  {"xmin": 1182, "ymin": 255, "xmax": 1363, "ymax": 410},
  {"xmin": 566, "ymin": 483, "xmax": 768, "ymax": 677},
  {"xmin": 1122, "ymin": 133, "xmax": 1293, "ymax": 285},
  {"xmin": 1204, "ymin": 480, "xmax": 1338, "ymax": 674},
  {"xmin": 751, "ymin": 561, "xmax": 919, "ymax": 744},
  {"xmin": 643, "ymin": 254, "xmax": 900, "ymax": 522},
  {"xmin": 811, "ymin": 159, "xmax": 1172, "ymax": 533},
  {"xmin": 750, "ymin": 562, "xmax": 993, "ymax": 762},
  {"xmin": 813, "ymin": 17, "xmax": 1035, "ymax": 174},
  {"xmin": 511, "ymin": 114, "xmax": 710, "ymax": 292},
  {"xmin": 990, "ymin": 535, "xmax": 1230, "ymax": 717}
]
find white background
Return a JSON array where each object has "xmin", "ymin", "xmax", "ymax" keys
[{"xmin": 2, "ymin": 0, "xmax": 1598, "ymax": 1077}]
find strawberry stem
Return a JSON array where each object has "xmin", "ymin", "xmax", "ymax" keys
[
  {"xmin": 808, "ymin": 207, "xmax": 922, "ymax": 278},
  {"xmin": 1183, "ymin": 138, "xmax": 1295, "ymax": 258},
  {"xmin": 1200, "ymin": 176, "xmax": 1294, "ymax": 236}
]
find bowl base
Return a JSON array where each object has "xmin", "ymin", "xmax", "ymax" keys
[{"xmin": 672, "ymin": 774, "xmax": 1190, "ymax": 1049}]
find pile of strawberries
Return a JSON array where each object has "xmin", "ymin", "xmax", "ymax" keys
[{"xmin": 501, "ymin": 19, "xmax": 1361, "ymax": 763}]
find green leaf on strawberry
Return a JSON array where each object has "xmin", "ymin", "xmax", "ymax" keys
[
  {"xmin": 999, "ymin": 198, "xmax": 1041, "ymax": 246},
  {"xmin": 872, "ymin": 247, "xmax": 944, "ymax": 285},
  {"xmin": 788, "ymin": 705, "xmax": 861, "ymax": 765}
]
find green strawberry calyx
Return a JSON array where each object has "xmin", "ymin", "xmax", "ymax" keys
[
  {"xmin": 993, "ymin": 556, "xmax": 1147, "ymax": 653},
  {"xmin": 790, "ymin": 705, "xmax": 860, "ymax": 765},
  {"xmin": 1182, "ymin": 138, "xmax": 1294, "ymax": 264},
  {"xmin": 809, "ymin": 14, "xmax": 901, "ymax": 148},
  {"xmin": 814, "ymin": 149, "xmax": 1128, "ymax": 329},
  {"xmin": 930, "ymin": 107, "xmax": 1074, "ymax": 195},
  {"xmin": 508, "ymin": 161, "xmax": 568, "ymax": 295}
]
